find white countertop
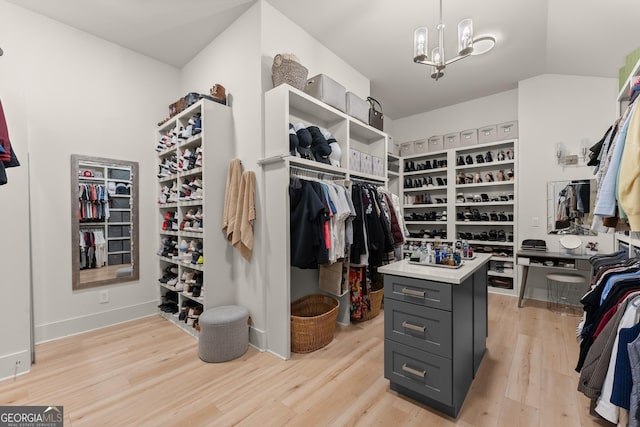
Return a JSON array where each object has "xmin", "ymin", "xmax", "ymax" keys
[{"xmin": 377, "ymin": 253, "xmax": 491, "ymax": 284}]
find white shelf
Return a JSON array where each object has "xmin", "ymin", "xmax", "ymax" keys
[
  {"xmin": 455, "ymin": 221, "xmax": 514, "ymax": 226},
  {"xmin": 405, "ymin": 237, "xmax": 452, "ymax": 243},
  {"xmin": 456, "ymin": 181, "xmax": 515, "ymax": 189},
  {"xmin": 467, "ymin": 240, "xmax": 514, "ymax": 247},
  {"xmin": 405, "ymin": 221, "xmax": 448, "ymax": 225},
  {"xmin": 402, "ymin": 150, "xmax": 447, "ymax": 160},
  {"xmin": 487, "ymin": 271, "xmax": 514, "ymax": 278},
  {"xmin": 156, "ymin": 99, "xmax": 235, "ymax": 341},
  {"xmin": 387, "ymin": 170, "xmax": 400, "ymax": 177},
  {"xmin": 455, "ymin": 139, "xmax": 518, "ymax": 152},
  {"xmin": 455, "ymin": 159, "xmax": 515, "ymax": 170},
  {"xmin": 490, "ymin": 256, "xmax": 514, "ymax": 262},
  {"xmin": 404, "ymin": 203, "xmax": 447, "ymax": 209},
  {"xmin": 403, "ymin": 167, "xmax": 448, "ymax": 176},
  {"xmin": 455, "ymin": 201, "xmax": 514, "ymax": 207},
  {"xmin": 403, "ymin": 185, "xmax": 448, "ymax": 192}
]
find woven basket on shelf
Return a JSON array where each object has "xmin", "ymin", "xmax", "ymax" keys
[
  {"xmin": 291, "ymin": 294, "xmax": 339, "ymax": 353},
  {"xmin": 272, "ymin": 53, "xmax": 308, "ymax": 91}
]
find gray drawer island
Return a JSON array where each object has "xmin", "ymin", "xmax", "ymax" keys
[{"xmin": 377, "ymin": 254, "xmax": 491, "ymax": 418}]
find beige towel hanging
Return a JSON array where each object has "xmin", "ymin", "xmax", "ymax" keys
[
  {"xmin": 231, "ymin": 171, "xmax": 256, "ymax": 260},
  {"xmin": 223, "ymin": 158, "xmax": 243, "ymax": 241}
]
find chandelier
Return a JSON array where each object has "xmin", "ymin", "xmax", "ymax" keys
[{"xmin": 413, "ymin": 0, "xmax": 496, "ymax": 80}]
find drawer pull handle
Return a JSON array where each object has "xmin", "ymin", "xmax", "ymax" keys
[
  {"xmin": 402, "ymin": 321, "xmax": 426, "ymax": 333},
  {"xmin": 401, "ymin": 287, "xmax": 425, "ymax": 298},
  {"xmin": 402, "ymin": 363, "xmax": 426, "ymax": 378}
]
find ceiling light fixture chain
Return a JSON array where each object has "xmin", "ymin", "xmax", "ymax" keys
[{"xmin": 413, "ymin": 0, "xmax": 495, "ymax": 80}]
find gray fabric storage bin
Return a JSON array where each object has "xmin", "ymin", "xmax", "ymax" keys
[
  {"xmin": 345, "ymin": 92, "xmax": 369, "ymax": 124},
  {"xmin": 304, "ymin": 74, "xmax": 346, "ymax": 112},
  {"xmin": 108, "ymin": 240, "xmax": 122, "ymax": 252},
  {"xmin": 109, "ymin": 169, "xmax": 130, "ymax": 180},
  {"xmin": 108, "ymin": 253, "xmax": 124, "ymax": 265},
  {"xmin": 108, "ymin": 225, "xmax": 122, "ymax": 237},
  {"xmin": 110, "ymin": 198, "xmax": 130, "ymax": 209}
]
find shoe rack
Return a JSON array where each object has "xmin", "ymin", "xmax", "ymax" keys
[
  {"xmin": 155, "ymin": 99, "xmax": 234, "ymax": 337},
  {"xmin": 400, "ymin": 139, "xmax": 518, "ymax": 295},
  {"xmin": 453, "ymin": 140, "xmax": 518, "ymax": 293},
  {"xmin": 401, "ymin": 150, "xmax": 450, "ymax": 245}
]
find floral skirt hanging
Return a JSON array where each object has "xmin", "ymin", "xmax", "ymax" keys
[{"xmin": 349, "ymin": 266, "xmax": 371, "ymax": 320}]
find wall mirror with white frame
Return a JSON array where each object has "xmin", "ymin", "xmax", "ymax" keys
[
  {"xmin": 71, "ymin": 155, "xmax": 139, "ymax": 290},
  {"xmin": 546, "ymin": 179, "xmax": 597, "ymax": 235}
]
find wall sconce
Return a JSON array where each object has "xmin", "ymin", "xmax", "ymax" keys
[
  {"xmin": 555, "ymin": 142, "xmax": 579, "ymax": 165},
  {"xmin": 580, "ymin": 138, "xmax": 590, "ymax": 163},
  {"xmin": 555, "ymin": 142, "xmax": 564, "ymax": 163}
]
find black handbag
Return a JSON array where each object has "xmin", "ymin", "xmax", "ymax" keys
[{"xmin": 367, "ymin": 96, "xmax": 383, "ymax": 131}]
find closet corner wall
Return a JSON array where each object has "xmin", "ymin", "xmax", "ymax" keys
[{"xmin": 262, "ymin": 83, "xmax": 390, "ymax": 360}]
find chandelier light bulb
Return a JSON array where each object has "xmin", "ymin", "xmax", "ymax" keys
[
  {"xmin": 457, "ymin": 19, "xmax": 474, "ymax": 56},
  {"xmin": 414, "ymin": 27, "xmax": 429, "ymax": 62}
]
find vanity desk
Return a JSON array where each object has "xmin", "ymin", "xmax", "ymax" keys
[
  {"xmin": 378, "ymin": 254, "xmax": 491, "ymax": 418},
  {"xmin": 516, "ymin": 250, "xmax": 593, "ymax": 308}
]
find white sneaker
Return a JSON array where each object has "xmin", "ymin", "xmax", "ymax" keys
[{"xmin": 191, "ymin": 178, "xmax": 203, "ymax": 188}]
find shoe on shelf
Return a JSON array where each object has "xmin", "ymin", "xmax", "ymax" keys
[
  {"xmin": 465, "ymin": 155, "xmax": 473, "ymax": 165},
  {"xmin": 211, "ymin": 83, "xmax": 226, "ymax": 104}
]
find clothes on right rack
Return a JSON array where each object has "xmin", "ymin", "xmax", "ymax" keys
[{"xmin": 577, "ymin": 252, "xmax": 640, "ymax": 425}]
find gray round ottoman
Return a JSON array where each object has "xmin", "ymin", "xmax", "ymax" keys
[{"xmin": 198, "ymin": 305, "xmax": 249, "ymax": 363}]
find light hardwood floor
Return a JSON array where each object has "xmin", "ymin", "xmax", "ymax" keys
[{"xmin": 0, "ymin": 294, "xmax": 611, "ymax": 426}]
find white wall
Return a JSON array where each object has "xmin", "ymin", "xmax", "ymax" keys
[
  {"xmin": 518, "ymin": 74, "xmax": 617, "ymax": 299},
  {"xmin": 0, "ymin": 4, "xmax": 31, "ymax": 377},
  {"xmin": 0, "ymin": 0, "xmax": 180, "ymax": 362},
  {"xmin": 392, "ymin": 89, "xmax": 518, "ymax": 143},
  {"xmin": 180, "ymin": 3, "xmax": 266, "ymax": 347}
]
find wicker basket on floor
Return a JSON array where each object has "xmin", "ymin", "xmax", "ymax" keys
[
  {"xmin": 291, "ymin": 294, "xmax": 339, "ymax": 353},
  {"xmin": 362, "ymin": 288, "xmax": 384, "ymax": 321}
]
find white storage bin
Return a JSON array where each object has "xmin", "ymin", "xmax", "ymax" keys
[
  {"xmin": 399, "ymin": 141, "xmax": 414, "ymax": 157},
  {"xmin": 360, "ymin": 153, "xmax": 373, "ymax": 175},
  {"xmin": 443, "ymin": 132, "xmax": 460, "ymax": 150},
  {"xmin": 427, "ymin": 135, "xmax": 444, "ymax": 152},
  {"xmin": 460, "ymin": 129, "xmax": 478, "ymax": 146},
  {"xmin": 478, "ymin": 125, "xmax": 498, "ymax": 144},
  {"xmin": 497, "ymin": 121, "xmax": 519, "ymax": 140},
  {"xmin": 413, "ymin": 139, "xmax": 428, "ymax": 154},
  {"xmin": 373, "ymin": 156, "xmax": 384, "ymax": 176},
  {"xmin": 350, "ymin": 149, "xmax": 361, "ymax": 172},
  {"xmin": 345, "ymin": 92, "xmax": 369, "ymax": 124},
  {"xmin": 304, "ymin": 74, "xmax": 346, "ymax": 112}
]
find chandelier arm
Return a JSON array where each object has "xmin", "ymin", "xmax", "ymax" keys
[
  {"xmin": 414, "ymin": 59, "xmax": 438, "ymax": 67},
  {"xmin": 443, "ymin": 54, "xmax": 471, "ymax": 66}
]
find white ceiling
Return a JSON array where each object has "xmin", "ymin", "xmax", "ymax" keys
[{"xmin": 5, "ymin": 0, "xmax": 640, "ymax": 119}]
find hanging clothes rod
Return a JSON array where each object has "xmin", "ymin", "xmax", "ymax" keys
[
  {"xmin": 350, "ymin": 175, "xmax": 387, "ymax": 185},
  {"xmin": 290, "ymin": 165, "xmax": 346, "ymax": 181}
]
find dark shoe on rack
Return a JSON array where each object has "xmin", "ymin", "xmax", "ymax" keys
[
  {"xmin": 475, "ymin": 154, "xmax": 485, "ymax": 164},
  {"xmin": 485, "ymin": 151, "xmax": 493, "ymax": 163},
  {"xmin": 457, "ymin": 155, "xmax": 465, "ymax": 166},
  {"xmin": 497, "ymin": 150, "xmax": 506, "ymax": 161},
  {"xmin": 481, "ymin": 193, "xmax": 489, "ymax": 202},
  {"xmin": 424, "ymin": 160, "xmax": 432, "ymax": 169},
  {"xmin": 465, "ymin": 155, "xmax": 473, "ymax": 165}
]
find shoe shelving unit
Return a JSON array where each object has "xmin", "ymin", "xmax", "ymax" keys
[
  {"xmin": 401, "ymin": 150, "xmax": 451, "ymax": 247},
  {"xmin": 260, "ymin": 83, "xmax": 389, "ymax": 360},
  {"xmin": 454, "ymin": 139, "xmax": 518, "ymax": 294},
  {"xmin": 155, "ymin": 99, "xmax": 234, "ymax": 337},
  {"xmin": 398, "ymin": 139, "xmax": 519, "ymax": 296},
  {"xmin": 77, "ymin": 160, "xmax": 133, "ymax": 269}
]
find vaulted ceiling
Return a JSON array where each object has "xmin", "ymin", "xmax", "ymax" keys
[{"xmin": 6, "ymin": 0, "xmax": 640, "ymax": 119}]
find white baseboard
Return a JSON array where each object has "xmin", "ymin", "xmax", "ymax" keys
[
  {"xmin": 35, "ymin": 300, "xmax": 158, "ymax": 344},
  {"xmin": 0, "ymin": 350, "xmax": 31, "ymax": 382},
  {"xmin": 249, "ymin": 325, "xmax": 267, "ymax": 351}
]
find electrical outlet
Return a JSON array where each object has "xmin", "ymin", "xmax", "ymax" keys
[{"xmin": 99, "ymin": 290, "xmax": 109, "ymax": 304}]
